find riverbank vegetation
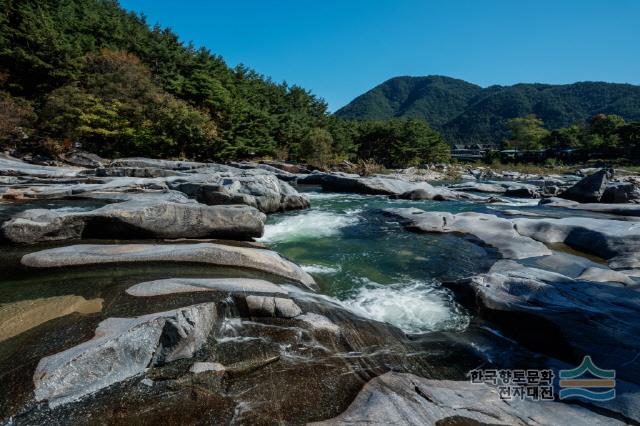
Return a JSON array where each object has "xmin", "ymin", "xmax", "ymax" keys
[
  {"xmin": 503, "ymin": 114, "xmax": 640, "ymax": 161},
  {"xmin": 0, "ymin": 0, "xmax": 449, "ymax": 168}
]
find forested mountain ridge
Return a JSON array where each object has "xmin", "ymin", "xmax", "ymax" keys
[
  {"xmin": 0, "ymin": 0, "xmax": 450, "ymax": 167},
  {"xmin": 0, "ymin": 0, "xmax": 346, "ymax": 161},
  {"xmin": 336, "ymin": 76, "xmax": 640, "ymax": 145}
]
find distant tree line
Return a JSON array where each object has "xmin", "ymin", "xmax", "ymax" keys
[
  {"xmin": 504, "ymin": 114, "xmax": 640, "ymax": 161},
  {"xmin": 0, "ymin": 0, "xmax": 449, "ymax": 168}
]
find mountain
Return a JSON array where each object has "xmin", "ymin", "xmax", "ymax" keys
[{"xmin": 336, "ymin": 76, "xmax": 640, "ymax": 145}]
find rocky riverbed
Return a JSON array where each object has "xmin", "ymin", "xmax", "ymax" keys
[{"xmin": 1, "ymin": 154, "xmax": 639, "ymax": 425}]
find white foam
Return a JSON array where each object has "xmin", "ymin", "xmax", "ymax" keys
[
  {"xmin": 304, "ymin": 192, "xmax": 349, "ymax": 200},
  {"xmin": 301, "ymin": 264, "xmax": 341, "ymax": 274},
  {"xmin": 490, "ymin": 198, "xmax": 541, "ymax": 207},
  {"xmin": 259, "ymin": 210, "xmax": 359, "ymax": 243},
  {"xmin": 50, "ymin": 206, "xmax": 96, "ymax": 212},
  {"xmin": 342, "ymin": 280, "xmax": 469, "ymax": 334}
]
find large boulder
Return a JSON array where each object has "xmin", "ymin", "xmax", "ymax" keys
[
  {"xmin": 560, "ymin": 169, "xmax": 613, "ymax": 203},
  {"xmin": 33, "ymin": 303, "xmax": 217, "ymax": 407},
  {"xmin": 168, "ymin": 172, "xmax": 309, "ymax": 213},
  {"xmin": 446, "ymin": 260, "xmax": 640, "ymax": 386},
  {"xmin": 504, "ymin": 185, "xmax": 540, "ymax": 198},
  {"xmin": 2, "ymin": 201, "xmax": 265, "ymax": 243},
  {"xmin": 602, "ymin": 181, "xmax": 640, "ymax": 203},
  {"xmin": 385, "ymin": 208, "xmax": 551, "ymax": 259},
  {"xmin": 21, "ymin": 243, "xmax": 317, "ymax": 289},
  {"xmin": 312, "ymin": 372, "xmax": 622, "ymax": 425}
]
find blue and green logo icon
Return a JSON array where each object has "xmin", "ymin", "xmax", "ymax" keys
[{"xmin": 559, "ymin": 356, "xmax": 616, "ymax": 401}]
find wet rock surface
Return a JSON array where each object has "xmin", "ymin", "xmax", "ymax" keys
[{"xmin": 2, "ymin": 158, "xmax": 639, "ymax": 425}]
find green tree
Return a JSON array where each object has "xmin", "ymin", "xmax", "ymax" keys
[
  {"xmin": 505, "ymin": 115, "xmax": 549, "ymax": 150},
  {"xmin": 0, "ymin": 92, "xmax": 35, "ymax": 147},
  {"xmin": 542, "ymin": 124, "xmax": 583, "ymax": 149},
  {"xmin": 356, "ymin": 118, "xmax": 449, "ymax": 167},
  {"xmin": 300, "ymin": 127, "xmax": 333, "ymax": 168}
]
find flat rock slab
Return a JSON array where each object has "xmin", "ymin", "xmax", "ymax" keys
[
  {"xmin": 385, "ymin": 208, "xmax": 551, "ymax": 259},
  {"xmin": 126, "ymin": 278, "xmax": 288, "ymax": 297},
  {"xmin": 541, "ymin": 197, "xmax": 640, "ymax": 217},
  {"xmin": 448, "ymin": 182, "xmax": 509, "ymax": 193},
  {"xmin": 21, "ymin": 243, "xmax": 317, "ymax": 290},
  {"xmin": 0, "ymin": 296, "xmax": 103, "ymax": 342},
  {"xmin": 2, "ymin": 200, "xmax": 265, "ymax": 243},
  {"xmin": 1, "ymin": 177, "xmax": 170, "ymax": 201},
  {"xmin": 0, "ymin": 156, "xmax": 83, "ymax": 178},
  {"xmin": 299, "ymin": 172, "xmax": 484, "ymax": 201},
  {"xmin": 577, "ymin": 266, "xmax": 636, "ymax": 286},
  {"xmin": 512, "ymin": 216, "xmax": 640, "ymax": 271},
  {"xmin": 33, "ymin": 302, "xmax": 217, "ymax": 408},
  {"xmin": 108, "ymin": 157, "xmax": 210, "ymax": 170},
  {"xmin": 312, "ymin": 372, "xmax": 621, "ymax": 425}
]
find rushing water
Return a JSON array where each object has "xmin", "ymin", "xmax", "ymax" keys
[
  {"xmin": 1, "ymin": 185, "xmax": 617, "ymax": 337},
  {"xmin": 258, "ymin": 187, "xmax": 504, "ymax": 334}
]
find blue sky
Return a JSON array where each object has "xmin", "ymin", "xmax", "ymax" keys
[{"xmin": 120, "ymin": 0, "xmax": 640, "ymax": 111}]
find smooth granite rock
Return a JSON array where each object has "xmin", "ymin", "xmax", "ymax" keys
[
  {"xmin": 512, "ymin": 216, "xmax": 640, "ymax": 271},
  {"xmin": 0, "ymin": 156, "xmax": 83, "ymax": 178},
  {"xmin": 245, "ymin": 295, "xmax": 303, "ymax": 318},
  {"xmin": 34, "ymin": 303, "xmax": 217, "ymax": 407},
  {"xmin": 168, "ymin": 172, "xmax": 309, "ymax": 213},
  {"xmin": 21, "ymin": 243, "xmax": 317, "ymax": 289},
  {"xmin": 126, "ymin": 278, "xmax": 287, "ymax": 297},
  {"xmin": 448, "ymin": 182, "xmax": 508, "ymax": 193},
  {"xmin": 385, "ymin": 208, "xmax": 552, "ymax": 259},
  {"xmin": 540, "ymin": 197, "xmax": 640, "ymax": 217},
  {"xmin": 2, "ymin": 200, "xmax": 265, "ymax": 243},
  {"xmin": 108, "ymin": 157, "xmax": 210, "ymax": 170},
  {"xmin": 312, "ymin": 372, "xmax": 621, "ymax": 425},
  {"xmin": 447, "ymin": 260, "xmax": 640, "ymax": 384},
  {"xmin": 577, "ymin": 266, "xmax": 636, "ymax": 286}
]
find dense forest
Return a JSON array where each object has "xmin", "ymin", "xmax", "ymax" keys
[
  {"xmin": 0, "ymin": 0, "xmax": 450, "ymax": 167},
  {"xmin": 337, "ymin": 76, "xmax": 640, "ymax": 147}
]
